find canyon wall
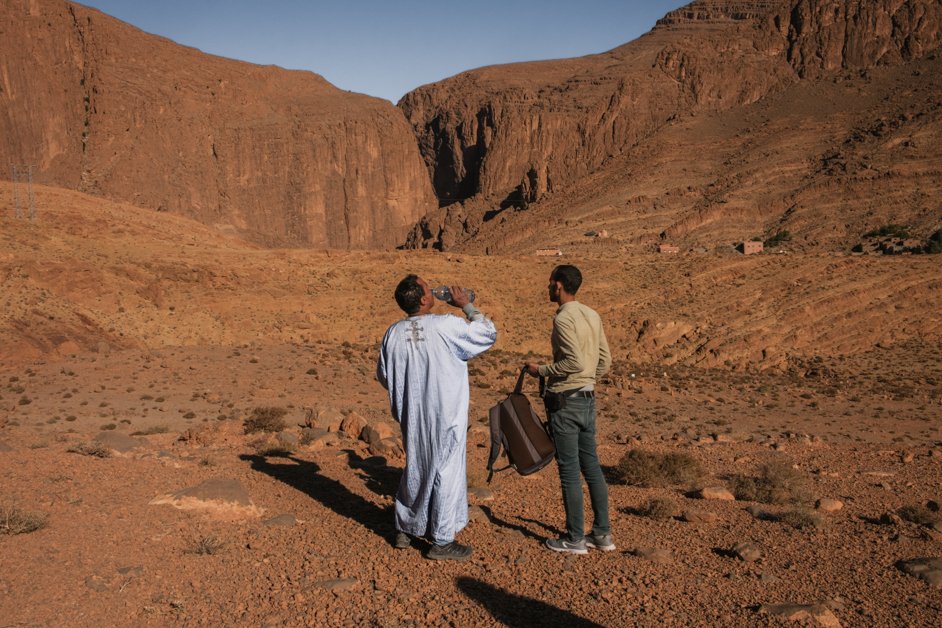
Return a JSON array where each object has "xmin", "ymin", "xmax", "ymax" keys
[
  {"xmin": 0, "ymin": 0, "xmax": 436, "ymax": 248},
  {"xmin": 400, "ymin": 0, "xmax": 942, "ymax": 249}
]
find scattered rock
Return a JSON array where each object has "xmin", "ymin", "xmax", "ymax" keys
[
  {"xmin": 307, "ymin": 432, "xmax": 341, "ymax": 451},
  {"xmin": 263, "ymin": 514, "xmax": 297, "ymax": 527},
  {"xmin": 698, "ymin": 486, "xmax": 735, "ymax": 501},
  {"xmin": 896, "ymin": 557, "xmax": 942, "ymax": 588},
  {"xmin": 631, "ymin": 547, "xmax": 672, "ymax": 564},
  {"xmin": 680, "ymin": 510, "xmax": 719, "ymax": 523},
  {"xmin": 311, "ymin": 407, "xmax": 344, "ymax": 432},
  {"xmin": 879, "ymin": 511, "xmax": 904, "ymax": 526},
  {"xmin": 731, "ymin": 542, "xmax": 762, "ymax": 562},
  {"xmin": 759, "ymin": 603, "xmax": 842, "ymax": 627},
  {"xmin": 84, "ymin": 575, "xmax": 111, "ymax": 592},
  {"xmin": 340, "ymin": 412, "xmax": 368, "ymax": 440},
  {"xmin": 901, "ymin": 451, "xmax": 915, "ymax": 463},
  {"xmin": 468, "ymin": 505, "xmax": 487, "ymax": 523},
  {"xmin": 314, "ymin": 577, "xmax": 358, "ymax": 593},
  {"xmin": 360, "ymin": 421, "xmax": 398, "ymax": 446},
  {"xmin": 816, "ymin": 498, "xmax": 844, "ymax": 514},
  {"xmin": 468, "ymin": 487, "xmax": 494, "ymax": 502},
  {"xmin": 368, "ymin": 437, "xmax": 404, "ymax": 460},
  {"xmin": 150, "ymin": 478, "xmax": 263, "ymax": 518},
  {"xmin": 94, "ymin": 431, "xmax": 143, "ymax": 453},
  {"xmin": 299, "ymin": 427, "xmax": 328, "ymax": 444},
  {"xmin": 276, "ymin": 431, "xmax": 299, "ymax": 448}
]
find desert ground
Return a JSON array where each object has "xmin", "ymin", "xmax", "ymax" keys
[{"xmin": 1, "ymin": 185, "xmax": 941, "ymax": 626}]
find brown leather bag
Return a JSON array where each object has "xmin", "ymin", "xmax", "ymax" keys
[{"xmin": 486, "ymin": 367, "xmax": 555, "ymax": 482}]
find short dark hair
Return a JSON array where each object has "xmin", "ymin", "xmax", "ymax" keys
[
  {"xmin": 395, "ymin": 274, "xmax": 424, "ymax": 314},
  {"xmin": 551, "ymin": 265, "xmax": 582, "ymax": 295}
]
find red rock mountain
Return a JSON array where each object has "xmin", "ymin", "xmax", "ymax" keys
[
  {"xmin": 0, "ymin": 0, "xmax": 435, "ymax": 248},
  {"xmin": 400, "ymin": 0, "xmax": 942, "ymax": 251}
]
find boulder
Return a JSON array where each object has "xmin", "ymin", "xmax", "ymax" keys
[
  {"xmin": 759, "ymin": 603, "xmax": 842, "ymax": 627},
  {"xmin": 896, "ymin": 557, "xmax": 942, "ymax": 588},
  {"xmin": 340, "ymin": 412, "xmax": 368, "ymax": 440},
  {"xmin": 150, "ymin": 478, "xmax": 262, "ymax": 519},
  {"xmin": 698, "ymin": 486, "xmax": 735, "ymax": 501}
]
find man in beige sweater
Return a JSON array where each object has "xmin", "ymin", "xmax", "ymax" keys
[{"xmin": 525, "ymin": 264, "xmax": 613, "ymax": 554}]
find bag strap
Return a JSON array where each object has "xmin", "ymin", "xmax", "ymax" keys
[
  {"xmin": 486, "ymin": 403, "xmax": 503, "ymax": 483},
  {"xmin": 513, "ymin": 366, "xmax": 527, "ymax": 395}
]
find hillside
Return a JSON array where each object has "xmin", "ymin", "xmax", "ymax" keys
[
  {"xmin": 2, "ymin": 182, "xmax": 939, "ymax": 372},
  {"xmin": 0, "ymin": 0, "xmax": 435, "ymax": 248},
  {"xmin": 2, "ymin": 183, "xmax": 942, "ymax": 626},
  {"xmin": 400, "ymin": 0, "xmax": 942, "ymax": 252}
]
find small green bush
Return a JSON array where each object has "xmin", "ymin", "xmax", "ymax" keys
[
  {"xmin": 612, "ymin": 449, "xmax": 702, "ymax": 487},
  {"xmin": 764, "ymin": 230, "xmax": 791, "ymax": 248},
  {"xmin": 243, "ymin": 407, "xmax": 288, "ymax": 434},
  {"xmin": 863, "ymin": 224, "xmax": 910, "ymax": 239},
  {"xmin": 925, "ymin": 229, "xmax": 942, "ymax": 254}
]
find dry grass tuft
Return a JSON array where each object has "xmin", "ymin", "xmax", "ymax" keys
[
  {"xmin": 66, "ymin": 441, "xmax": 112, "ymax": 458},
  {"xmin": 612, "ymin": 449, "xmax": 702, "ymax": 487},
  {"xmin": 635, "ymin": 498, "xmax": 678, "ymax": 520},
  {"xmin": 728, "ymin": 460, "xmax": 811, "ymax": 505},
  {"xmin": 130, "ymin": 425, "xmax": 170, "ymax": 436},
  {"xmin": 776, "ymin": 509, "xmax": 821, "ymax": 530},
  {"xmin": 243, "ymin": 407, "xmax": 288, "ymax": 434},
  {"xmin": 185, "ymin": 534, "xmax": 225, "ymax": 555},
  {"xmin": 1, "ymin": 504, "xmax": 48, "ymax": 535}
]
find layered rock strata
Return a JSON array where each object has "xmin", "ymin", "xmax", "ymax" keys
[
  {"xmin": 400, "ymin": 0, "xmax": 942, "ymax": 249},
  {"xmin": 0, "ymin": 0, "xmax": 435, "ymax": 248}
]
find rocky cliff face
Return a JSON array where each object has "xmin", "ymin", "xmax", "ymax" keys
[
  {"xmin": 400, "ymin": 0, "xmax": 942, "ymax": 249},
  {"xmin": 0, "ymin": 0, "xmax": 435, "ymax": 248}
]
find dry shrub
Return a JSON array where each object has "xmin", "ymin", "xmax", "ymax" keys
[
  {"xmin": 131, "ymin": 425, "xmax": 169, "ymax": 436},
  {"xmin": 776, "ymin": 509, "xmax": 821, "ymax": 530},
  {"xmin": 1, "ymin": 505, "xmax": 48, "ymax": 535},
  {"xmin": 636, "ymin": 498, "xmax": 677, "ymax": 520},
  {"xmin": 612, "ymin": 449, "xmax": 702, "ymax": 487},
  {"xmin": 250, "ymin": 437, "xmax": 294, "ymax": 457},
  {"xmin": 185, "ymin": 534, "xmax": 225, "ymax": 555},
  {"xmin": 66, "ymin": 441, "xmax": 111, "ymax": 458},
  {"xmin": 728, "ymin": 460, "xmax": 811, "ymax": 505},
  {"xmin": 243, "ymin": 407, "xmax": 288, "ymax": 434},
  {"xmin": 897, "ymin": 504, "xmax": 940, "ymax": 527}
]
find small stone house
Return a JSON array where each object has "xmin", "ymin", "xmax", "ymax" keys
[{"xmin": 741, "ymin": 241, "xmax": 764, "ymax": 255}]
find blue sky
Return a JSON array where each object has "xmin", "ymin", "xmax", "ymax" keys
[{"xmin": 79, "ymin": 1, "xmax": 690, "ymax": 103}]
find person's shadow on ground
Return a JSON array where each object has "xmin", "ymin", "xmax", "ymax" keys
[
  {"xmin": 241, "ymin": 452, "xmax": 399, "ymax": 541},
  {"xmin": 456, "ymin": 577, "xmax": 603, "ymax": 627}
]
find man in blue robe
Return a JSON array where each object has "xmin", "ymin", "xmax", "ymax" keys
[{"xmin": 377, "ymin": 274, "xmax": 497, "ymax": 561}]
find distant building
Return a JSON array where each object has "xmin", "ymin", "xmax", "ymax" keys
[
  {"xmin": 536, "ymin": 248, "xmax": 563, "ymax": 256},
  {"xmin": 741, "ymin": 241, "xmax": 764, "ymax": 255},
  {"xmin": 658, "ymin": 244, "xmax": 679, "ymax": 254}
]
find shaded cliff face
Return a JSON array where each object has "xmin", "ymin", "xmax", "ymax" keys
[
  {"xmin": 0, "ymin": 0, "xmax": 435, "ymax": 248},
  {"xmin": 399, "ymin": 0, "xmax": 942, "ymax": 249}
]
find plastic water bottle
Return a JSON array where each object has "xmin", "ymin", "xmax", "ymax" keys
[{"xmin": 431, "ymin": 285, "xmax": 475, "ymax": 303}]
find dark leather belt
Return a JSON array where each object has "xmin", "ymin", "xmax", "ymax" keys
[{"xmin": 561, "ymin": 389, "xmax": 594, "ymax": 398}]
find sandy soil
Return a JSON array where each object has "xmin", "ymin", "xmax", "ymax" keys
[{"xmin": 1, "ymin": 185, "xmax": 941, "ymax": 626}]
